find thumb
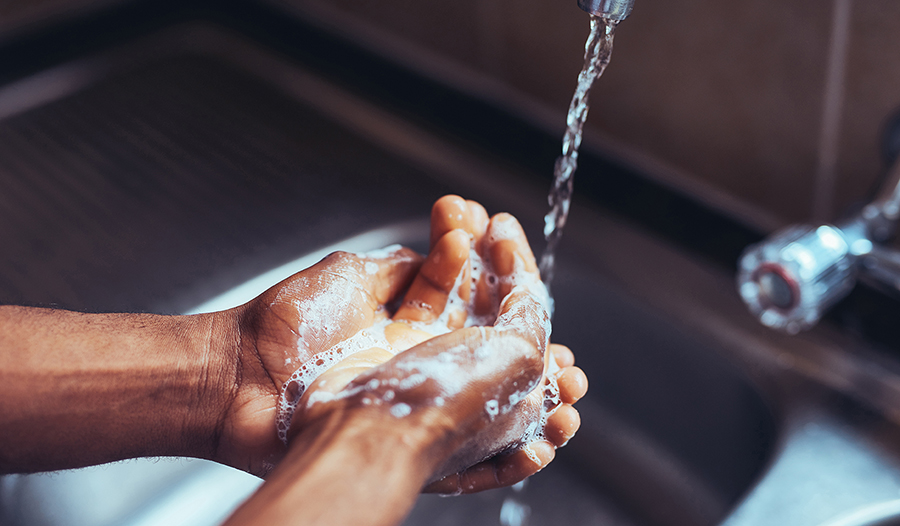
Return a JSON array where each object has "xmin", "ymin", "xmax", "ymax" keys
[{"xmin": 353, "ymin": 246, "xmax": 423, "ymax": 307}]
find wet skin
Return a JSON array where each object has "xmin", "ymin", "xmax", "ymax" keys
[
  {"xmin": 0, "ymin": 195, "xmax": 586, "ymax": 526},
  {"xmin": 223, "ymin": 196, "xmax": 588, "ymax": 526},
  {"xmin": 283, "ymin": 195, "xmax": 587, "ymax": 492},
  {"xmin": 221, "ymin": 196, "xmax": 586, "ymax": 485}
]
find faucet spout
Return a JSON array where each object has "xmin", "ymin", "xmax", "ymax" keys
[
  {"xmin": 861, "ymin": 160, "xmax": 900, "ymax": 242},
  {"xmin": 737, "ymin": 145, "xmax": 900, "ymax": 333},
  {"xmin": 577, "ymin": 0, "xmax": 634, "ymax": 20}
]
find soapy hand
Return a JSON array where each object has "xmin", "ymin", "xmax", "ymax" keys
[
  {"xmin": 0, "ymin": 193, "xmax": 584, "ymax": 526},
  {"xmin": 215, "ymin": 196, "xmax": 587, "ymax": 493},
  {"xmin": 283, "ymin": 196, "xmax": 585, "ymax": 492},
  {"xmin": 213, "ymin": 246, "xmax": 424, "ymax": 475}
]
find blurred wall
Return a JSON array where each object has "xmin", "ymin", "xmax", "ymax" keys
[
  {"xmin": 5, "ymin": 0, "xmax": 899, "ymax": 232},
  {"xmin": 0, "ymin": 0, "xmax": 123, "ymax": 41},
  {"xmin": 270, "ymin": 0, "xmax": 900, "ymax": 231}
]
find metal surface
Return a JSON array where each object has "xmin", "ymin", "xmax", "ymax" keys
[
  {"xmin": 577, "ymin": 0, "xmax": 634, "ymax": 20},
  {"xmin": 0, "ymin": 39, "xmax": 453, "ymax": 314},
  {"xmin": 737, "ymin": 155, "xmax": 900, "ymax": 333},
  {"xmin": 0, "ymin": 24, "xmax": 775, "ymax": 526},
  {"xmin": 865, "ymin": 160, "xmax": 900, "ymax": 241},
  {"xmin": 737, "ymin": 225, "xmax": 857, "ymax": 334},
  {"xmin": 6, "ymin": 8, "xmax": 900, "ymax": 526}
]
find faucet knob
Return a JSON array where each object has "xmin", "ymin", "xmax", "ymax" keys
[{"xmin": 737, "ymin": 225, "xmax": 858, "ymax": 334}]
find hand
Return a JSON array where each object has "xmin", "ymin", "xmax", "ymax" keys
[
  {"xmin": 212, "ymin": 246, "xmax": 424, "ymax": 475},
  {"xmin": 283, "ymin": 196, "xmax": 588, "ymax": 492}
]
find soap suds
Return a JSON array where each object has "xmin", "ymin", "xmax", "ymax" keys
[
  {"xmin": 275, "ymin": 242, "xmax": 560, "ymax": 463},
  {"xmin": 391, "ymin": 403, "xmax": 412, "ymax": 418},
  {"xmin": 485, "ymin": 399, "xmax": 500, "ymax": 420},
  {"xmin": 356, "ymin": 244, "xmax": 404, "ymax": 259}
]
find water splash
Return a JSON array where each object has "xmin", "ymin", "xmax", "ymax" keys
[
  {"xmin": 539, "ymin": 15, "xmax": 619, "ymax": 296},
  {"xmin": 499, "ymin": 479, "xmax": 532, "ymax": 526}
]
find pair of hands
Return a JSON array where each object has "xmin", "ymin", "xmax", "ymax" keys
[{"xmin": 213, "ymin": 196, "xmax": 587, "ymax": 493}]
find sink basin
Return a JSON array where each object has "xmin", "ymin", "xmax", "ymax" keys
[{"xmin": 0, "ymin": 16, "xmax": 777, "ymax": 526}]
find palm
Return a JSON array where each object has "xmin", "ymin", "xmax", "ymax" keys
[
  {"xmin": 217, "ymin": 249, "xmax": 422, "ymax": 476},
  {"xmin": 212, "ymin": 195, "xmax": 586, "ymax": 490},
  {"xmin": 279, "ymin": 196, "xmax": 585, "ymax": 493}
]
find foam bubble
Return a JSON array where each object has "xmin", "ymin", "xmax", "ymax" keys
[
  {"xmin": 398, "ymin": 373, "xmax": 427, "ymax": 390},
  {"xmin": 520, "ymin": 442, "xmax": 541, "ymax": 465},
  {"xmin": 357, "ymin": 244, "xmax": 404, "ymax": 259},
  {"xmin": 390, "ymin": 403, "xmax": 412, "ymax": 418},
  {"xmin": 275, "ymin": 316, "xmax": 395, "ymax": 443},
  {"xmin": 274, "ymin": 238, "xmax": 564, "ymax": 468},
  {"xmin": 485, "ymin": 399, "xmax": 500, "ymax": 420}
]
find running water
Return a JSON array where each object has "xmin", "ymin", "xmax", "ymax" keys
[
  {"xmin": 539, "ymin": 15, "xmax": 619, "ymax": 295},
  {"xmin": 491, "ymin": 16, "xmax": 619, "ymax": 526}
]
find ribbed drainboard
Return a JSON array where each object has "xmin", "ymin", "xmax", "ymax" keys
[{"xmin": 0, "ymin": 54, "xmax": 448, "ymax": 313}]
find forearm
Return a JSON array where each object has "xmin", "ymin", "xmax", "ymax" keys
[
  {"xmin": 224, "ymin": 408, "xmax": 441, "ymax": 526},
  {"xmin": 0, "ymin": 305, "xmax": 238, "ymax": 473}
]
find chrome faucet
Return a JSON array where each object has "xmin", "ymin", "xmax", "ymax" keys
[
  {"xmin": 737, "ymin": 161, "xmax": 900, "ymax": 334},
  {"xmin": 577, "ymin": 0, "xmax": 634, "ymax": 20}
]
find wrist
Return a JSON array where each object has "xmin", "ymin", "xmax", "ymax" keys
[
  {"xmin": 0, "ymin": 307, "xmax": 244, "ymax": 472},
  {"xmin": 300, "ymin": 401, "xmax": 444, "ymax": 459},
  {"xmin": 228, "ymin": 406, "xmax": 441, "ymax": 526},
  {"xmin": 288, "ymin": 397, "xmax": 452, "ymax": 479},
  {"xmin": 178, "ymin": 308, "xmax": 243, "ymax": 460}
]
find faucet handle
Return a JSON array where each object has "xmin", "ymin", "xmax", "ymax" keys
[
  {"xmin": 737, "ymin": 111, "xmax": 900, "ymax": 334},
  {"xmin": 737, "ymin": 225, "xmax": 858, "ymax": 334},
  {"xmin": 860, "ymin": 244, "xmax": 900, "ymax": 291}
]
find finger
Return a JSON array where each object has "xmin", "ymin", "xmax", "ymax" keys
[
  {"xmin": 257, "ymin": 248, "xmax": 418, "ymax": 384},
  {"xmin": 430, "ymin": 195, "xmax": 472, "ymax": 250},
  {"xmin": 355, "ymin": 246, "xmax": 424, "ymax": 306},
  {"xmin": 557, "ymin": 366, "xmax": 588, "ymax": 404},
  {"xmin": 495, "ymin": 441, "xmax": 555, "ymax": 487},
  {"xmin": 395, "ymin": 229, "xmax": 471, "ymax": 325},
  {"xmin": 431, "ymin": 197, "xmax": 488, "ymax": 312},
  {"xmin": 429, "ymin": 195, "xmax": 489, "ymax": 259},
  {"xmin": 287, "ymin": 247, "xmax": 420, "ymax": 358},
  {"xmin": 494, "ymin": 290, "xmax": 551, "ymax": 354},
  {"xmin": 301, "ymin": 347, "xmax": 394, "ymax": 399},
  {"xmin": 384, "ymin": 322, "xmax": 433, "ymax": 353},
  {"xmin": 466, "ymin": 200, "xmax": 489, "ymax": 252},
  {"xmin": 487, "ymin": 214, "xmax": 539, "ymax": 299},
  {"xmin": 550, "ymin": 343, "xmax": 575, "ymax": 367},
  {"xmin": 423, "ymin": 441, "xmax": 555, "ymax": 494},
  {"xmin": 474, "ymin": 213, "xmax": 540, "ymax": 315},
  {"xmin": 545, "ymin": 405, "xmax": 581, "ymax": 447}
]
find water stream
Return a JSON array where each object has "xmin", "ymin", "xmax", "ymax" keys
[
  {"xmin": 503, "ymin": 16, "xmax": 618, "ymax": 524},
  {"xmin": 539, "ymin": 15, "xmax": 619, "ymax": 297}
]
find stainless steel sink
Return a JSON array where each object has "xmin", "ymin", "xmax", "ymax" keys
[
  {"xmin": 1, "ymin": 14, "xmax": 895, "ymax": 526},
  {"xmin": 0, "ymin": 219, "xmax": 777, "ymax": 526}
]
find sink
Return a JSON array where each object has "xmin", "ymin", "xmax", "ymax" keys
[
  {"xmin": 0, "ymin": 221, "xmax": 778, "ymax": 526},
  {"xmin": 0, "ymin": 13, "xmax": 780, "ymax": 526}
]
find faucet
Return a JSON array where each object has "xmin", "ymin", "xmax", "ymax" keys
[
  {"xmin": 577, "ymin": 0, "xmax": 635, "ymax": 20},
  {"xmin": 737, "ymin": 160, "xmax": 900, "ymax": 334}
]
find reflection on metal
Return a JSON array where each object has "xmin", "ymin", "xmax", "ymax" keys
[
  {"xmin": 817, "ymin": 499, "xmax": 900, "ymax": 526},
  {"xmin": 738, "ymin": 157, "xmax": 900, "ymax": 333},
  {"xmin": 0, "ymin": 459, "xmax": 260, "ymax": 526},
  {"xmin": 187, "ymin": 220, "xmax": 428, "ymax": 314},
  {"xmin": 724, "ymin": 417, "xmax": 900, "ymax": 526},
  {"xmin": 576, "ymin": 0, "xmax": 634, "ymax": 20},
  {"xmin": 737, "ymin": 224, "xmax": 856, "ymax": 334}
]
